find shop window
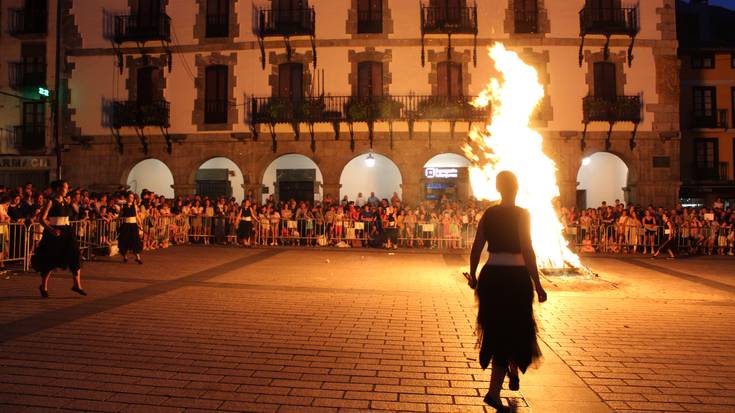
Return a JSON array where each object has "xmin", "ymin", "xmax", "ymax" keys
[
  {"xmin": 593, "ymin": 61, "xmax": 617, "ymax": 101},
  {"xmin": 357, "ymin": 0, "xmax": 382, "ymax": 33},
  {"xmin": 278, "ymin": 62, "xmax": 304, "ymax": 100},
  {"xmin": 357, "ymin": 61, "xmax": 383, "ymax": 97},
  {"xmin": 437, "ymin": 61, "xmax": 463, "ymax": 97},
  {"xmin": 204, "ymin": 65, "xmax": 228, "ymax": 124},
  {"xmin": 206, "ymin": 0, "xmax": 229, "ymax": 37},
  {"xmin": 692, "ymin": 53, "xmax": 714, "ymax": 69}
]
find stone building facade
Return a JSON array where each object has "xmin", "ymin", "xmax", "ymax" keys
[{"xmin": 33, "ymin": 0, "xmax": 681, "ymax": 206}]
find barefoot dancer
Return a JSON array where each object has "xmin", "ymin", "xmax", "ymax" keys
[
  {"xmin": 32, "ymin": 180, "xmax": 86, "ymax": 298},
  {"xmin": 467, "ymin": 171, "xmax": 547, "ymax": 412},
  {"xmin": 119, "ymin": 191, "xmax": 143, "ymax": 264}
]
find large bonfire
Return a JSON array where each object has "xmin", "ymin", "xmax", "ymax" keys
[{"xmin": 463, "ymin": 43, "xmax": 581, "ymax": 270}]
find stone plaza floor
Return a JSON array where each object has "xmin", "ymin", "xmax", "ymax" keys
[{"xmin": 0, "ymin": 246, "xmax": 734, "ymax": 413}]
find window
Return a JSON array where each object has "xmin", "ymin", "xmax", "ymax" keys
[
  {"xmin": 274, "ymin": 0, "xmax": 307, "ymax": 28},
  {"xmin": 22, "ymin": 102, "xmax": 45, "ymax": 150},
  {"xmin": 21, "ymin": 43, "xmax": 46, "ymax": 87},
  {"xmin": 357, "ymin": 61, "xmax": 383, "ymax": 97},
  {"xmin": 691, "ymin": 53, "xmax": 715, "ymax": 69},
  {"xmin": 206, "ymin": 0, "xmax": 229, "ymax": 38},
  {"xmin": 585, "ymin": 0, "xmax": 622, "ymax": 23},
  {"xmin": 593, "ymin": 61, "xmax": 617, "ymax": 101},
  {"xmin": 136, "ymin": 0, "xmax": 163, "ymax": 30},
  {"xmin": 430, "ymin": 0, "xmax": 466, "ymax": 25},
  {"xmin": 514, "ymin": 0, "xmax": 538, "ymax": 33},
  {"xmin": 437, "ymin": 62, "xmax": 463, "ymax": 97},
  {"xmin": 278, "ymin": 63, "xmax": 304, "ymax": 99},
  {"xmin": 693, "ymin": 86, "xmax": 716, "ymax": 127},
  {"xmin": 694, "ymin": 138, "xmax": 718, "ymax": 179},
  {"xmin": 357, "ymin": 0, "xmax": 382, "ymax": 34},
  {"xmin": 137, "ymin": 66, "xmax": 162, "ymax": 105},
  {"xmin": 204, "ymin": 65, "xmax": 228, "ymax": 124},
  {"xmin": 23, "ymin": 0, "xmax": 48, "ymax": 34}
]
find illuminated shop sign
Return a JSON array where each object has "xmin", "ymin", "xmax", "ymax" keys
[{"xmin": 424, "ymin": 167, "xmax": 459, "ymax": 179}]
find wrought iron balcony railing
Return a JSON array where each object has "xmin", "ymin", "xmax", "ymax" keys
[
  {"xmin": 206, "ymin": 13, "xmax": 229, "ymax": 37},
  {"xmin": 692, "ymin": 109, "xmax": 729, "ymax": 129},
  {"xmin": 112, "ymin": 100, "xmax": 170, "ymax": 128},
  {"xmin": 580, "ymin": 6, "xmax": 639, "ymax": 36},
  {"xmin": 114, "ymin": 14, "xmax": 171, "ymax": 43},
  {"xmin": 8, "ymin": 7, "xmax": 48, "ymax": 36},
  {"xmin": 249, "ymin": 95, "xmax": 487, "ymax": 125},
  {"xmin": 514, "ymin": 10, "xmax": 538, "ymax": 33},
  {"xmin": 13, "ymin": 125, "xmax": 45, "ymax": 151},
  {"xmin": 420, "ymin": 4, "xmax": 477, "ymax": 35},
  {"xmin": 8, "ymin": 61, "xmax": 47, "ymax": 90},
  {"xmin": 583, "ymin": 95, "xmax": 642, "ymax": 123},
  {"xmin": 255, "ymin": 7, "xmax": 315, "ymax": 37},
  {"xmin": 691, "ymin": 162, "xmax": 730, "ymax": 182},
  {"xmin": 357, "ymin": 9, "xmax": 383, "ymax": 33}
]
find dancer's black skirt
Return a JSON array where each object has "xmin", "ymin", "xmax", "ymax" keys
[
  {"xmin": 237, "ymin": 221, "xmax": 252, "ymax": 239},
  {"xmin": 476, "ymin": 264, "xmax": 541, "ymax": 373},
  {"xmin": 32, "ymin": 226, "xmax": 82, "ymax": 273},
  {"xmin": 118, "ymin": 222, "xmax": 142, "ymax": 254}
]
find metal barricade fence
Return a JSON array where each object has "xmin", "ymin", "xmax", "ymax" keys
[{"xmin": 0, "ymin": 222, "xmax": 29, "ymax": 271}]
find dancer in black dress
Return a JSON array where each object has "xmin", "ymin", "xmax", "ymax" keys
[
  {"xmin": 119, "ymin": 192, "xmax": 143, "ymax": 264},
  {"xmin": 32, "ymin": 180, "xmax": 86, "ymax": 298},
  {"xmin": 467, "ymin": 171, "xmax": 547, "ymax": 411},
  {"xmin": 237, "ymin": 199, "xmax": 255, "ymax": 247}
]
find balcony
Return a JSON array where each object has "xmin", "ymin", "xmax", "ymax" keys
[
  {"xmin": 254, "ymin": 7, "xmax": 315, "ymax": 37},
  {"xmin": 112, "ymin": 100, "xmax": 170, "ymax": 128},
  {"xmin": 249, "ymin": 95, "xmax": 487, "ymax": 125},
  {"xmin": 114, "ymin": 14, "xmax": 171, "ymax": 43},
  {"xmin": 8, "ymin": 7, "xmax": 47, "ymax": 36},
  {"xmin": 8, "ymin": 61, "xmax": 46, "ymax": 91},
  {"xmin": 692, "ymin": 109, "xmax": 729, "ymax": 129},
  {"xmin": 514, "ymin": 10, "xmax": 538, "ymax": 34},
  {"xmin": 13, "ymin": 125, "xmax": 45, "ymax": 151},
  {"xmin": 420, "ymin": 3, "xmax": 477, "ymax": 35},
  {"xmin": 579, "ymin": 6, "xmax": 639, "ymax": 37},
  {"xmin": 582, "ymin": 95, "xmax": 642, "ymax": 123}
]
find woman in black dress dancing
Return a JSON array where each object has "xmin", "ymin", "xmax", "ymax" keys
[
  {"xmin": 32, "ymin": 180, "xmax": 86, "ymax": 298},
  {"xmin": 467, "ymin": 171, "xmax": 547, "ymax": 411},
  {"xmin": 236, "ymin": 199, "xmax": 256, "ymax": 247},
  {"xmin": 119, "ymin": 191, "xmax": 143, "ymax": 264}
]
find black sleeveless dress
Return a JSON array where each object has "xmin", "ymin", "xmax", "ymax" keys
[
  {"xmin": 237, "ymin": 208, "xmax": 253, "ymax": 239},
  {"xmin": 476, "ymin": 205, "xmax": 541, "ymax": 372},
  {"xmin": 32, "ymin": 199, "xmax": 82, "ymax": 273},
  {"xmin": 118, "ymin": 203, "xmax": 142, "ymax": 255}
]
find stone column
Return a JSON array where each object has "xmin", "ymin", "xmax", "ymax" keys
[
  {"xmin": 321, "ymin": 182, "xmax": 342, "ymax": 202},
  {"xmin": 243, "ymin": 183, "xmax": 262, "ymax": 203}
]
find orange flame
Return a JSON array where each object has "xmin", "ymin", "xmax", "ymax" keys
[{"xmin": 464, "ymin": 43, "xmax": 581, "ymax": 269}]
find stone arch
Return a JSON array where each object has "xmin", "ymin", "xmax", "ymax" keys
[
  {"xmin": 190, "ymin": 157, "xmax": 246, "ymax": 201},
  {"xmin": 260, "ymin": 153, "xmax": 325, "ymax": 204},
  {"xmin": 577, "ymin": 151, "xmax": 631, "ymax": 208},
  {"xmin": 123, "ymin": 158, "xmax": 175, "ymax": 198},
  {"xmin": 339, "ymin": 152, "xmax": 404, "ymax": 202}
]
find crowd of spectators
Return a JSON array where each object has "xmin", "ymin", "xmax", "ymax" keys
[
  {"xmin": 2, "ymin": 182, "xmax": 734, "ymax": 261},
  {"xmin": 561, "ymin": 198, "xmax": 735, "ymax": 256}
]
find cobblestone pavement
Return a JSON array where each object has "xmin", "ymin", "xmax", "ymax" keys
[{"xmin": 0, "ymin": 246, "xmax": 733, "ymax": 413}]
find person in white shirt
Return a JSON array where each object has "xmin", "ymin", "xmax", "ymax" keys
[{"xmin": 356, "ymin": 192, "xmax": 366, "ymax": 207}]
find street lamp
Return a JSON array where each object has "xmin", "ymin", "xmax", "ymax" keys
[{"xmin": 364, "ymin": 153, "xmax": 376, "ymax": 168}]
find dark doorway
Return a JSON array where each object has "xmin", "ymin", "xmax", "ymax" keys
[
  {"xmin": 278, "ymin": 181, "xmax": 314, "ymax": 203},
  {"xmin": 576, "ymin": 190, "xmax": 587, "ymax": 211}
]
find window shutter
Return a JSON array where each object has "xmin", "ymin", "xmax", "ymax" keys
[
  {"xmin": 278, "ymin": 63, "xmax": 303, "ymax": 99},
  {"xmin": 437, "ymin": 62, "xmax": 449, "ymax": 97},
  {"xmin": 449, "ymin": 63, "xmax": 462, "ymax": 97},
  {"xmin": 371, "ymin": 62, "xmax": 383, "ymax": 97},
  {"xmin": 594, "ymin": 62, "xmax": 616, "ymax": 101}
]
